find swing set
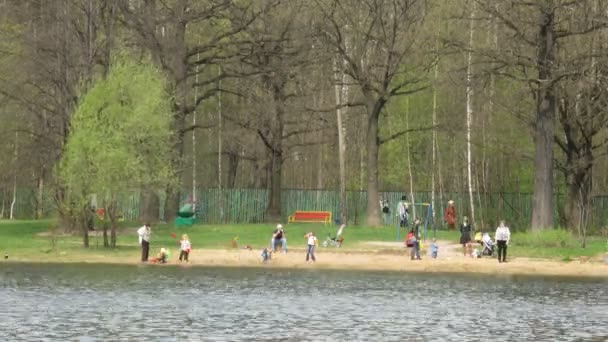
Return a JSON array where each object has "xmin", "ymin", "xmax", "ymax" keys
[{"xmin": 396, "ymin": 202, "xmax": 434, "ymax": 242}]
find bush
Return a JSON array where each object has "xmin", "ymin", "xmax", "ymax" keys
[{"xmin": 512, "ymin": 229, "xmax": 576, "ymax": 248}]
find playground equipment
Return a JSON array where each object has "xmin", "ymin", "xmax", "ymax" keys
[
  {"xmin": 323, "ymin": 224, "xmax": 346, "ymax": 247},
  {"xmin": 288, "ymin": 211, "xmax": 332, "ymax": 224},
  {"xmin": 397, "ymin": 203, "xmax": 433, "ymax": 242},
  {"xmin": 174, "ymin": 203, "xmax": 196, "ymax": 227}
]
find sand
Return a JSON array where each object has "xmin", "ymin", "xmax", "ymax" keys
[
  {"xmin": 168, "ymin": 248, "xmax": 608, "ymax": 278},
  {"xmin": 11, "ymin": 240, "xmax": 606, "ymax": 279}
]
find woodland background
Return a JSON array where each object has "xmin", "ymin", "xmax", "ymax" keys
[{"xmin": 1, "ymin": 0, "xmax": 608, "ymax": 239}]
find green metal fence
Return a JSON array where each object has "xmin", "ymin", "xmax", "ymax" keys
[
  {"xmin": 6, "ymin": 188, "xmax": 608, "ymax": 231},
  {"xmin": 183, "ymin": 189, "xmax": 608, "ymax": 231}
]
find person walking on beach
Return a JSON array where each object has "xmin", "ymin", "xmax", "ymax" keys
[
  {"xmin": 305, "ymin": 232, "xmax": 317, "ymax": 264},
  {"xmin": 460, "ymin": 216, "xmax": 473, "ymax": 256},
  {"xmin": 444, "ymin": 200, "xmax": 456, "ymax": 230},
  {"xmin": 397, "ymin": 196, "xmax": 409, "ymax": 228},
  {"xmin": 495, "ymin": 220, "xmax": 511, "ymax": 263},
  {"xmin": 137, "ymin": 223, "xmax": 151, "ymax": 262}
]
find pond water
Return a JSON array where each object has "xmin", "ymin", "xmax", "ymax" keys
[{"xmin": 0, "ymin": 263, "xmax": 607, "ymax": 341}]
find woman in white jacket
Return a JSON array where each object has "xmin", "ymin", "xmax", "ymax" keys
[{"xmin": 494, "ymin": 220, "xmax": 511, "ymax": 263}]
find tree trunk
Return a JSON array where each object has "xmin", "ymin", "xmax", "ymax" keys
[
  {"xmin": 265, "ymin": 149, "xmax": 282, "ymax": 222},
  {"xmin": 365, "ymin": 99, "xmax": 383, "ymax": 227},
  {"xmin": 81, "ymin": 206, "xmax": 89, "ymax": 248},
  {"xmin": 164, "ymin": 164, "xmax": 181, "ymax": 222},
  {"xmin": 191, "ymin": 47, "xmax": 201, "ymax": 213},
  {"xmin": 165, "ymin": 120, "xmax": 186, "ymax": 221},
  {"xmin": 436, "ymin": 126, "xmax": 445, "ymax": 228},
  {"xmin": 431, "ymin": 59, "xmax": 438, "ymax": 227},
  {"xmin": 101, "ymin": 197, "xmax": 109, "ymax": 247},
  {"xmin": 10, "ymin": 132, "xmax": 18, "ymax": 220},
  {"xmin": 108, "ymin": 200, "xmax": 117, "ymax": 248},
  {"xmin": 531, "ymin": 7, "xmax": 556, "ymax": 231},
  {"xmin": 465, "ymin": 0, "xmax": 476, "ymax": 225},
  {"xmin": 226, "ymin": 153, "xmax": 239, "ymax": 188},
  {"xmin": 316, "ymin": 144, "xmax": 324, "ymax": 190},
  {"xmin": 565, "ymin": 170, "xmax": 591, "ymax": 236},
  {"xmin": 55, "ymin": 186, "xmax": 78, "ymax": 233},
  {"xmin": 217, "ymin": 67, "xmax": 222, "ymax": 192},
  {"xmin": 334, "ymin": 56, "xmax": 348, "ymax": 225},
  {"xmin": 35, "ymin": 172, "xmax": 44, "ymax": 219},
  {"xmin": 102, "ymin": 220, "xmax": 109, "ymax": 248},
  {"xmin": 140, "ymin": 190, "xmax": 160, "ymax": 223},
  {"xmin": 9, "ymin": 174, "xmax": 17, "ymax": 220},
  {"xmin": 405, "ymin": 98, "xmax": 416, "ymax": 219},
  {"xmin": 264, "ymin": 79, "xmax": 285, "ymax": 223},
  {"xmin": 0, "ymin": 189, "xmax": 5, "ymax": 219},
  {"xmin": 165, "ymin": 11, "xmax": 189, "ymax": 223}
]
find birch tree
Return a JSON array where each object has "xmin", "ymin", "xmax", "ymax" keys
[
  {"xmin": 465, "ymin": 0, "xmax": 476, "ymax": 225},
  {"xmin": 334, "ymin": 56, "xmax": 348, "ymax": 224}
]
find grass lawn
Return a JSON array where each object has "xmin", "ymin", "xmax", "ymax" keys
[{"xmin": 0, "ymin": 220, "xmax": 606, "ymax": 262}]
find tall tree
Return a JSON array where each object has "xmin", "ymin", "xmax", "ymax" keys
[
  {"xmin": 316, "ymin": 0, "xmax": 431, "ymax": 226},
  {"xmin": 333, "ymin": 55, "xmax": 348, "ymax": 224},
  {"xmin": 60, "ymin": 56, "xmax": 175, "ymax": 247},
  {"xmin": 476, "ymin": 0, "xmax": 608, "ymax": 230},
  {"xmin": 0, "ymin": 0, "xmax": 115, "ymax": 226},
  {"xmin": 118, "ymin": 0, "xmax": 262, "ymax": 220},
  {"xmin": 555, "ymin": 0, "xmax": 608, "ymax": 237},
  {"xmin": 233, "ymin": 0, "xmax": 327, "ymax": 221},
  {"xmin": 465, "ymin": 0, "xmax": 476, "ymax": 225}
]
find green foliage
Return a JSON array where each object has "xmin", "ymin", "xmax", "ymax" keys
[
  {"xmin": 60, "ymin": 55, "xmax": 175, "ymax": 203},
  {"xmin": 1, "ymin": 220, "xmax": 604, "ymax": 263},
  {"xmin": 513, "ymin": 229, "xmax": 575, "ymax": 248}
]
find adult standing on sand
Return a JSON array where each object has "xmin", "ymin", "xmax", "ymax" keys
[
  {"xmin": 397, "ymin": 196, "xmax": 409, "ymax": 228},
  {"xmin": 495, "ymin": 220, "xmax": 511, "ymax": 263},
  {"xmin": 460, "ymin": 216, "xmax": 473, "ymax": 256},
  {"xmin": 305, "ymin": 232, "xmax": 317, "ymax": 264},
  {"xmin": 444, "ymin": 200, "xmax": 456, "ymax": 230},
  {"xmin": 137, "ymin": 223, "xmax": 151, "ymax": 262}
]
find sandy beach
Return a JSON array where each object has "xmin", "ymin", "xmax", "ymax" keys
[
  {"xmin": 164, "ymin": 248, "xmax": 608, "ymax": 278},
  {"xmin": 9, "ymin": 240, "xmax": 607, "ymax": 278}
]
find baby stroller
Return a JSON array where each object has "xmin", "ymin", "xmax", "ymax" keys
[
  {"xmin": 323, "ymin": 224, "xmax": 346, "ymax": 248},
  {"xmin": 481, "ymin": 232, "xmax": 494, "ymax": 256}
]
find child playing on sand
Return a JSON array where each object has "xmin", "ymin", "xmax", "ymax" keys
[
  {"xmin": 179, "ymin": 234, "xmax": 191, "ymax": 262},
  {"xmin": 305, "ymin": 232, "xmax": 317, "ymax": 264},
  {"xmin": 261, "ymin": 247, "xmax": 272, "ymax": 263},
  {"xmin": 150, "ymin": 248, "xmax": 169, "ymax": 264},
  {"xmin": 410, "ymin": 219, "xmax": 422, "ymax": 260},
  {"xmin": 430, "ymin": 238, "xmax": 438, "ymax": 259}
]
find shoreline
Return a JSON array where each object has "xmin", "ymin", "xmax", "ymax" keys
[{"xmin": 3, "ymin": 248, "xmax": 607, "ymax": 279}]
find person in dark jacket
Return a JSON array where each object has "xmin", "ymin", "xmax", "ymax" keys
[{"xmin": 460, "ymin": 216, "xmax": 473, "ymax": 256}]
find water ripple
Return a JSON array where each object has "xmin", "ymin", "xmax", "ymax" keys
[{"xmin": 0, "ymin": 264, "xmax": 607, "ymax": 341}]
